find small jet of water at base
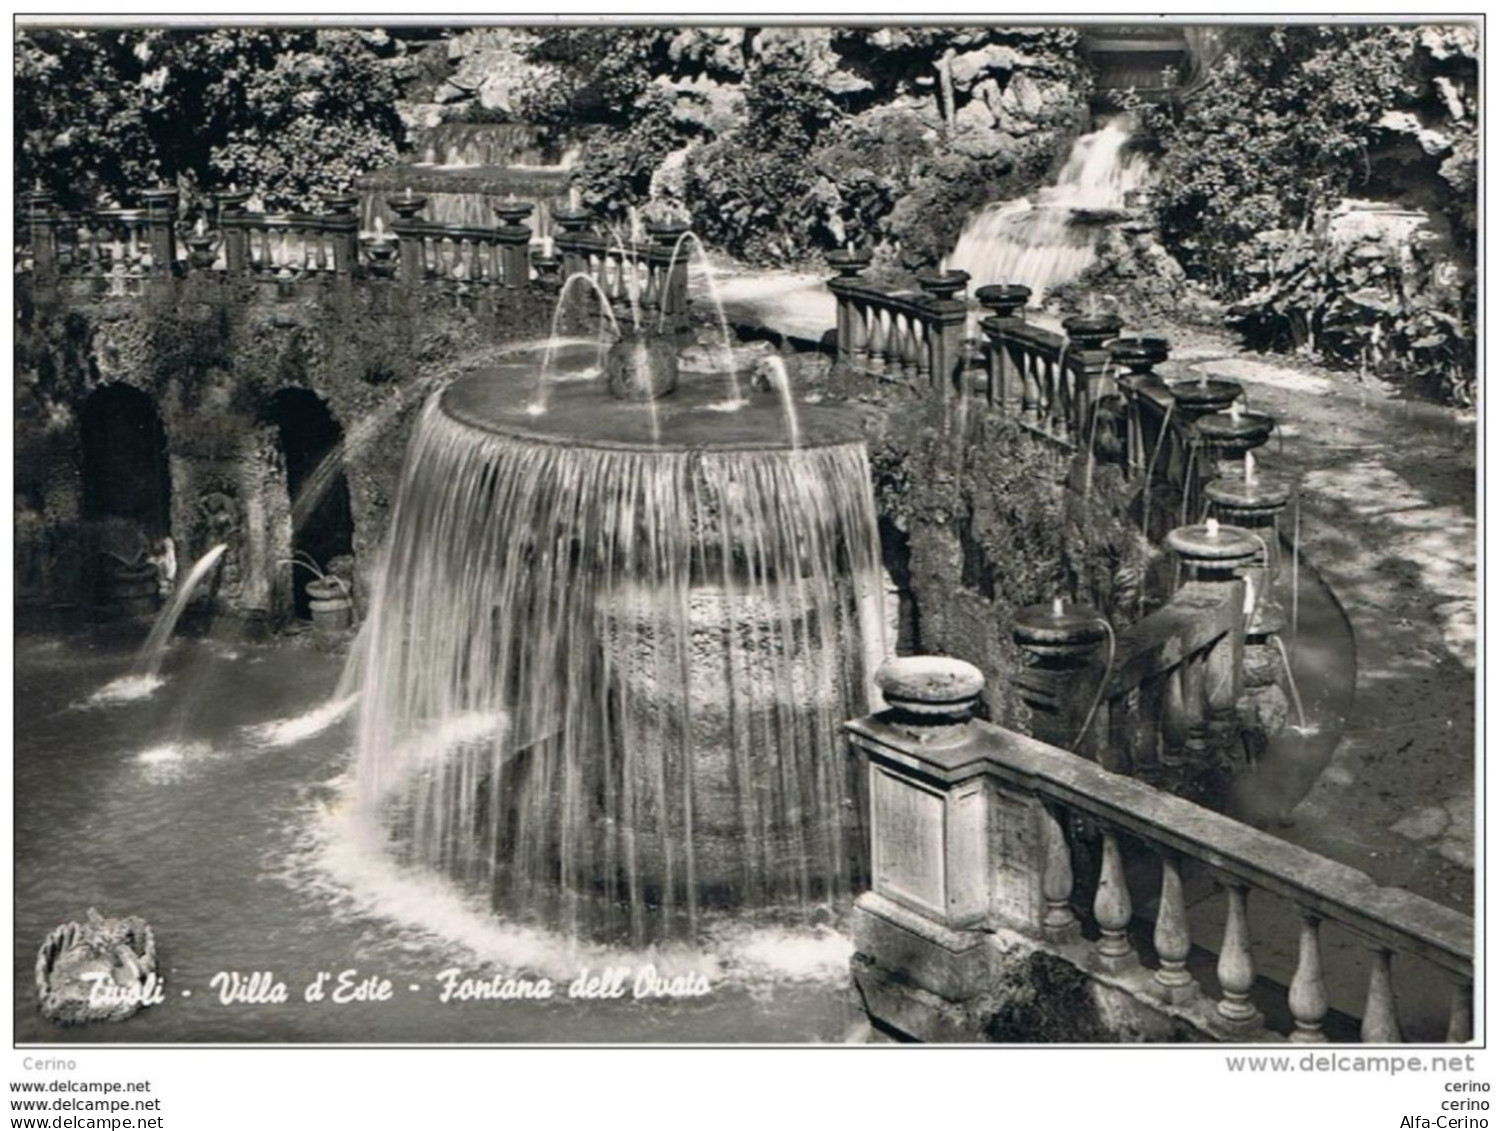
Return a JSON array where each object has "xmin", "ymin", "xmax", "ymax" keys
[
  {"xmin": 704, "ymin": 398, "xmax": 749, "ymax": 413},
  {"xmin": 244, "ymin": 693, "xmax": 361, "ymax": 750},
  {"xmin": 82, "ymin": 674, "xmax": 164, "ymax": 708}
]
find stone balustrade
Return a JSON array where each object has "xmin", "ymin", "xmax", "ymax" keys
[
  {"xmin": 20, "ymin": 185, "xmax": 560, "ymax": 296},
  {"xmin": 847, "ymin": 655, "xmax": 1473, "ymax": 1044},
  {"xmin": 553, "ymin": 217, "xmax": 692, "ymax": 332},
  {"xmin": 827, "ymin": 265, "xmax": 969, "ymax": 401}
]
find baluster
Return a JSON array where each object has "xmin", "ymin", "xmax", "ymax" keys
[
  {"xmin": 1288, "ymin": 914, "xmax": 1329, "ymax": 1042},
  {"xmin": 899, "ymin": 313, "xmax": 918, "ymax": 379},
  {"xmin": 1021, "ymin": 349, "xmax": 1040, "ymax": 422},
  {"xmin": 1446, "ymin": 981, "xmax": 1473, "ymax": 1043},
  {"xmin": 1039, "ymin": 803, "xmax": 1078, "ymax": 940},
  {"xmin": 1161, "ymin": 666, "xmax": 1191, "ymax": 761},
  {"xmin": 891, "ymin": 312, "xmax": 909, "ymax": 378},
  {"xmin": 1093, "ymin": 829, "xmax": 1136, "ymax": 971},
  {"xmin": 881, "ymin": 314, "xmax": 905, "ymax": 380},
  {"xmin": 1216, "ymin": 882, "xmax": 1263, "ymax": 1032},
  {"xmin": 867, "ymin": 307, "xmax": 889, "ymax": 375},
  {"xmin": 126, "ymin": 223, "xmax": 144, "ymax": 273},
  {"xmin": 1153, "ymin": 852, "xmax": 1195, "ymax": 1002},
  {"xmin": 1360, "ymin": 948, "xmax": 1402, "ymax": 1043},
  {"xmin": 852, "ymin": 300, "xmax": 870, "ymax": 364},
  {"xmin": 916, "ymin": 319, "xmax": 933, "ymax": 382}
]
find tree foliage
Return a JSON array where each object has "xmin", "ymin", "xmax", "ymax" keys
[
  {"xmin": 1151, "ymin": 25, "xmax": 1472, "ymax": 290},
  {"xmin": 16, "ymin": 27, "xmax": 411, "ymax": 211}
]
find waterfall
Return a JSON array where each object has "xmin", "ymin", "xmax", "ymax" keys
[
  {"xmin": 947, "ymin": 119, "xmax": 1151, "ymax": 301},
  {"xmin": 352, "ymin": 388, "xmax": 886, "ymax": 944}
]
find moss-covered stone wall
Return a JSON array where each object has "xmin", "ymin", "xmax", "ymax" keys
[
  {"xmin": 823, "ymin": 360, "xmax": 1159, "ymax": 729},
  {"xmin": 15, "ymin": 274, "xmax": 559, "ymax": 624}
]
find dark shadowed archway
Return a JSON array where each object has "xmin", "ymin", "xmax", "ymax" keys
[
  {"xmin": 267, "ymin": 388, "xmax": 355, "ymax": 619},
  {"xmin": 80, "ymin": 383, "xmax": 172, "ymax": 536}
]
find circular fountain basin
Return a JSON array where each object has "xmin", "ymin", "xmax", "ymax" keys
[
  {"xmin": 442, "ymin": 344, "xmax": 863, "ymax": 451},
  {"xmin": 1062, "ymin": 314, "xmax": 1125, "ymax": 349},
  {"xmin": 1194, "ymin": 409, "xmax": 1276, "ymax": 451},
  {"xmin": 1205, "ymin": 476, "xmax": 1292, "ymax": 519},
  {"xmin": 1106, "ymin": 335, "xmax": 1169, "ymax": 373},
  {"xmin": 1168, "ymin": 377, "xmax": 1243, "ymax": 415},
  {"xmin": 1165, "ymin": 522, "xmax": 1261, "ymax": 567},
  {"xmin": 1013, "ymin": 602, "xmax": 1109, "ymax": 659},
  {"xmin": 974, "ymin": 283, "xmax": 1032, "ymax": 318}
]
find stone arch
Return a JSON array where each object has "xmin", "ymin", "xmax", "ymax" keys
[
  {"xmin": 265, "ymin": 388, "xmax": 355, "ymax": 619},
  {"xmin": 80, "ymin": 382, "xmax": 172, "ymax": 537}
]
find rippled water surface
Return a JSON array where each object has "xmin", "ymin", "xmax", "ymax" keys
[{"xmin": 14, "ymin": 627, "xmax": 856, "ymax": 1044}]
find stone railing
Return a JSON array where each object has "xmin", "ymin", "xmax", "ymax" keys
[
  {"xmin": 553, "ymin": 212, "xmax": 691, "ymax": 333},
  {"xmin": 849, "ymin": 655, "xmax": 1473, "ymax": 1044},
  {"xmin": 827, "ymin": 256, "xmax": 969, "ymax": 401},
  {"xmin": 19, "ymin": 186, "xmax": 550, "ymax": 297}
]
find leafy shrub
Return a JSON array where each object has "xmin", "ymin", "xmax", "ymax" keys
[
  {"xmin": 1148, "ymin": 24, "xmax": 1478, "ymax": 401},
  {"xmin": 1228, "ymin": 216, "xmax": 1475, "ymax": 404},
  {"xmin": 16, "ymin": 27, "xmax": 412, "ymax": 212}
]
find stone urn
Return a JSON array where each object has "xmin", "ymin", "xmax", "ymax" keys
[
  {"xmin": 975, "ymin": 283, "xmax": 1032, "ymax": 319},
  {"xmin": 605, "ymin": 330, "xmax": 680, "ymax": 402},
  {"xmin": 1062, "ymin": 313, "xmax": 1125, "ymax": 350},
  {"xmin": 306, "ymin": 576, "xmax": 354, "ymax": 634},
  {"xmin": 104, "ymin": 559, "xmax": 160, "ymax": 617}
]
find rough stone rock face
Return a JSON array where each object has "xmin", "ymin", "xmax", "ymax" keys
[{"xmin": 14, "ymin": 276, "xmax": 560, "ymax": 623}]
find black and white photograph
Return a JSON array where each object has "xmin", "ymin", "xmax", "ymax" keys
[{"xmin": 7, "ymin": 10, "xmax": 1482, "ymax": 1111}]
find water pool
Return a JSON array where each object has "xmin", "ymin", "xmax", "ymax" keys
[{"xmin": 13, "ymin": 625, "xmax": 858, "ymax": 1045}]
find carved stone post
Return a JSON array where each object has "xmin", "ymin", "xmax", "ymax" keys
[
  {"xmin": 924, "ymin": 298, "xmax": 969, "ymax": 400},
  {"xmin": 843, "ymin": 656, "xmax": 1005, "ymax": 1040},
  {"xmin": 552, "ymin": 210, "xmax": 594, "ymax": 291},
  {"xmin": 1012, "ymin": 599, "xmax": 1109, "ymax": 761},
  {"xmin": 23, "ymin": 188, "xmax": 59, "ymax": 277},
  {"xmin": 322, "ymin": 194, "xmax": 360, "ymax": 279},
  {"xmin": 388, "ymin": 192, "xmax": 429, "ymax": 287},
  {"xmin": 140, "ymin": 187, "xmax": 179, "ymax": 275},
  {"xmin": 827, "ymin": 247, "xmax": 872, "ymax": 367},
  {"xmin": 976, "ymin": 284, "xmax": 1031, "ymax": 411},
  {"xmin": 1166, "ymin": 521, "xmax": 1255, "ymax": 750},
  {"xmin": 213, "ymin": 188, "xmax": 251, "ymax": 275}
]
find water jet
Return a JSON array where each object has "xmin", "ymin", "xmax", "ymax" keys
[{"xmin": 353, "ymin": 335, "xmax": 887, "ymax": 944}]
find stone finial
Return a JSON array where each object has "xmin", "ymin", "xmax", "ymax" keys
[
  {"xmin": 1166, "ymin": 520, "xmax": 1260, "ymax": 577},
  {"xmin": 1013, "ymin": 600, "xmax": 1107, "ymax": 665},
  {"xmin": 876, "ymin": 655, "xmax": 985, "ymax": 726}
]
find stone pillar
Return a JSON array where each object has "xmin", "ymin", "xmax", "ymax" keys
[
  {"xmin": 845, "ymin": 656, "xmax": 1001, "ymax": 1040},
  {"xmin": 976, "ymin": 284, "xmax": 1030, "ymax": 410},
  {"xmin": 213, "ymin": 189, "xmax": 252, "ymax": 274},
  {"xmin": 387, "ymin": 193, "xmax": 428, "ymax": 286},
  {"xmin": 492, "ymin": 200, "xmax": 534, "ymax": 289},
  {"xmin": 23, "ymin": 188, "xmax": 58, "ymax": 277},
  {"xmin": 1011, "ymin": 600, "xmax": 1109, "ymax": 761},
  {"xmin": 322, "ymin": 195, "xmax": 361, "ymax": 278},
  {"xmin": 1107, "ymin": 335, "xmax": 1169, "ymax": 476},
  {"xmin": 1063, "ymin": 314, "xmax": 1121, "ymax": 441},
  {"xmin": 925, "ymin": 300, "xmax": 969, "ymax": 401},
  {"xmin": 140, "ymin": 187, "xmax": 180, "ymax": 274},
  {"xmin": 1165, "ymin": 520, "xmax": 1256, "ymax": 747}
]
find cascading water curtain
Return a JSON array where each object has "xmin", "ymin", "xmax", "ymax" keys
[{"xmin": 354, "ymin": 396, "xmax": 886, "ymax": 943}]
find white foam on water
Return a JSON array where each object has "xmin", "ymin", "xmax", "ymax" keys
[
  {"xmin": 712, "ymin": 924, "xmax": 853, "ymax": 983},
  {"xmin": 83, "ymin": 674, "xmax": 164, "ymax": 707},
  {"xmin": 244, "ymin": 694, "xmax": 360, "ymax": 749},
  {"xmin": 277, "ymin": 775, "xmax": 852, "ymax": 989},
  {"xmin": 134, "ymin": 739, "xmax": 216, "ymax": 782}
]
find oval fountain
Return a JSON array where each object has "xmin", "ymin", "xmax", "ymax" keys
[{"xmin": 351, "ymin": 332, "xmax": 888, "ymax": 945}]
